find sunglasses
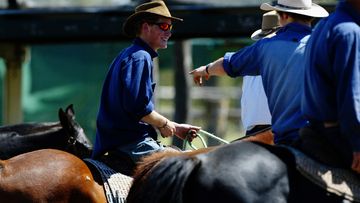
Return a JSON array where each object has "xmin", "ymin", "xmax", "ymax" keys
[{"xmin": 149, "ymin": 22, "xmax": 173, "ymax": 32}]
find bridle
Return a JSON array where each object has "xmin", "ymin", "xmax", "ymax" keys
[{"xmin": 65, "ymin": 134, "xmax": 81, "ymax": 155}]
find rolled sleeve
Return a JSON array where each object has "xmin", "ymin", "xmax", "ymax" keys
[
  {"xmin": 223, "ymin": 52, "xmax": 238, "ymax": 77},
  {"xmin": 222, "ymin": 42, "xmax": 263, "ymax": 78}
]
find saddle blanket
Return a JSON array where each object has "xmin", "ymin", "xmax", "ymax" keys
[
  {"xmin": 285, "ymin": 146, "xmax": 360, "ymax": 202},
  {"xmin": 84, "ymin": 159, "xmax": 133, "ymax": 203}
]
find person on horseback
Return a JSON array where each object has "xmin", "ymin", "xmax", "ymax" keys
[
  {"xmin": 238, "ymin": 11, "xmax": 280, "ymax": 144},
  {"xmin": 92, "ymin": 0, "xmax": 200, "ymax": 175},
  {"xmin": 190, "ymin": 0, "xmax": 328, "ymax": 145},
  {"xmin": 297, "ymin": 0, "xmax": 360, "ymax": 173}
]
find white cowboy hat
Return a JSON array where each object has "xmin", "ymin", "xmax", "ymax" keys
[
  {"xmin": 260, "ymin": 0, "xmax": 329, "ymax": 18},
  {"xmin": 123, "ymin": 1, "xmax": 183, "ymax": 37},
  {"xmin": 251, "ymin": 11, "xmax": 281, "ymax": 41}
]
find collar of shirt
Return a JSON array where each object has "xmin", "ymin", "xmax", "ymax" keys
[
  {"xmin": 133, "ymin": 37, "xmax": 158, "ymax": 59},
  {"xmin": 273, "ymin": 22, "xmax": 312, "ymax": 42},
  {"xmin": 338, "ymin": 1, "xmax": 360, "ymax": 25}
]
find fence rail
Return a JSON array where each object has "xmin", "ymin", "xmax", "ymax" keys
[
  {"xmin": 157, "ymin": 86, "xmax": 242, "ymax": 100},
  {"xmin": 156, "ymin": 86, "xmax": 242, "ymax": 119}
]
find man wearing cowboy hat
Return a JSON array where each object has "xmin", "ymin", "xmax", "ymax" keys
[
  {"xmin": 238, "ymin": 11, "xmax": 280, "ymax": 144},
  {"xmin": 92, "ymin": 0, "xmax": 200, "ymax": 174},
  {"xmin": 190, "ymin": 0, "xmax": 328, "ymax": 145},
  {"xmin": 298, "ymin": 0, "xmax": 360, "ymax": 173}
]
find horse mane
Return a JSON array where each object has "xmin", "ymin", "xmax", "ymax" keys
[
  {"xmin": 132, "ymin": 150, "xmax": 182, "ymax": 181},
  {"xmin": 128, "ymin": 147, "xmax": 216, "ymax": 203},
  {"xmin": 132, "ymin": 147, "xmax": 215, "ymax": 183}
]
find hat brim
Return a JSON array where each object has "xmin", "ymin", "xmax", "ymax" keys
[
  {"xmin": 251, "ymin": 27, "xmax": 280, "ymax": 41},
  {"xmin": 260, "ymin": 2, "xmax": 329, "ymax": 18},
  {"xmin": 123, "ymin": 11, "xmax": 183, "ymax": 37}
]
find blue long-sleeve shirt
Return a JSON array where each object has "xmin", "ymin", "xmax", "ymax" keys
[
  {"xmin": 223, "ymin": 23, "xmax": 311, "ymax": 144},
  {"xmin": 92, "ymin": 38, "xmax": 158, "ymax": 158},
  {"xmin": 302, "ymin": 1, "xmax": 360, "ymax": 151}
]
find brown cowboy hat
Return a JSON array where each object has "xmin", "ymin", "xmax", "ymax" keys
[
  {"xmin": 251, "ymin": 11, "xmax": 281, "ymax": 41},
  {"xmin": 123, "ymin": 1, "xmax": 183, "ymax": 37}
]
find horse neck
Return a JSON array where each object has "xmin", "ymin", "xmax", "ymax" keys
[
  {"xmin": 24, "ymin": 127, "xmax": 69, "ymax": 148},
  {"xmin": 0, "ymin": 122, "xmax": 60, "ymax": 135}
]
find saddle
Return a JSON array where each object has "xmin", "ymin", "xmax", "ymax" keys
[
  {"xmin": 84, "ymin": 159, "xmax": 133, "ymax": 203},
  {"xmin": 285, "ymin": 146, "xmax": 360, "ymax": 202}
]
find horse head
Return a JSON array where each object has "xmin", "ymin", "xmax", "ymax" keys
[{"xmin": 59, "ymin": 104, "xmax": 93, "ymax": 158}]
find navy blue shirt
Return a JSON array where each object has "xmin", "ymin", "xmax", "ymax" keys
[
  {"xmin": 223, "ymin": 23, "xmax": 311, "ymax": 144},
  {"xmin": 302, "ymin": 1, "xmax": 360, "ymax": 151},
  {"xmin": 92, "ymin": 38, "xmax": 158, "ymax": 158}
]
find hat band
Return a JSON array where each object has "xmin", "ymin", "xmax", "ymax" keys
[
  {"xmin": 272, "ymin": 1, "xmax": 312, "ymax": 10},
  {"xmin": 262, "ymin": 27, "xmax": 281, "ymax": 32},
  {"xmin": 259, "ymin": 27, "xmax": 281, "ymax": 37}
]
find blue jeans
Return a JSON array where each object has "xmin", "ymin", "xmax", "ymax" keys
[{"xmin": 116, "ymin": 137, "xmax": 165, "ymax": 163}]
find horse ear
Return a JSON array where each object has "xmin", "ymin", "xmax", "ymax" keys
[
  {"xmin": 58, "ymin": 107, "xmax": 68, "ymax": 128},
  {"xmin": 59, "ymin": 105, "xmax": 74, "ymax": 132},
  {"xmin": 65, "ymin": 104, "xmax": 75, "ymax": 119},
  {"xmin": 58, "ymin": 107, "xmax": 65, "ymax": 119},
  {"xmin": 59, "ymin": 106, "xmax": 67, "ymax": 122}
]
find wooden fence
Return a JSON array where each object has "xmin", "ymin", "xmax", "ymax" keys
[
  {"xmin": 157, "ymin": 85, "xmax": 242, "ymax": 118},
  {"xmin": 156, "ymin": 85, "xmax": 243, "ymax": 146}
]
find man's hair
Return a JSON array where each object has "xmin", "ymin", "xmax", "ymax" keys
[
  {"xmin": 277, "ymin": 11, "xmax": 314, "ymax": 23},
  {"xmin": 134, "ymin": 14, "xmax": 161, "ymax": 36}
]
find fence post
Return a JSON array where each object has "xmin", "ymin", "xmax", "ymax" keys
[
  {"xmin": 172, "ymin": 40, "xmax": 192, "ymax": 148},
  {"xmin": 0, "ymin": 44, "xmax": 29, "ymax": 124}
]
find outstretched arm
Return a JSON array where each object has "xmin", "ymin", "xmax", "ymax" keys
[{"xmin": 189, "ymin": 57, "xmax": 227, "ymax": 86}]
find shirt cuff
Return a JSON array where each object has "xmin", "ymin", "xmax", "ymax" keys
[
  {"xmin": 136, "ymin": 101, "xmax": 154, "ymax": 121},
  {"xmin": 223, "ymin": 52, "xmax": 237, "ymax": 78}
]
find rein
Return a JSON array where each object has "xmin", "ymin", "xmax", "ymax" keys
[{"xmin": 183, "ymin": 130, "xmax": 229, "ymax": 150}]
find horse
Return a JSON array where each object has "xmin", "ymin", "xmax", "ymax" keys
[
  {"xmin": 0, "ymin": 149, "xmax": 107, "ymax": 203},
  {"xmin": 0, "ymin": 145, "xmax": 214, "ymax": 203},
  {"xmin": 0, "ymin": 104, "xmax": 127, "ymax": 203},
  {"xmin": 0, "ymin": 104, "xmax": 93, "ymax": 159},
  {"xmin": 127, "ymin": 141, "xmax": 356, "ymax": 203}
]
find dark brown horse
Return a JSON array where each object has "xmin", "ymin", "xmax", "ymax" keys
[
  {"xmin": 0, "ymin": 104, "xmax": 92, "ymax": 159},
  {"xmin": 127, "ymin": 141, "xmax": 355, "ymax": 203},
  {"xmin": 0, "ymin": 149, "xmax": 107, "ymax": 203}
]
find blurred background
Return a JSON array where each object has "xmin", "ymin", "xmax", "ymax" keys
[{"xmin": 0, "ymin": 0, "xmax": 336, "ymax": 147}]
